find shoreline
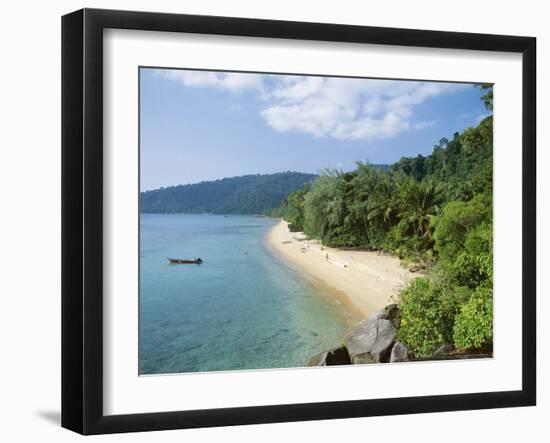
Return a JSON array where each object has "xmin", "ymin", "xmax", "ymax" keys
[{"xmin": 265, "ymin": 220, "xmax": 416, "ymax": 319}]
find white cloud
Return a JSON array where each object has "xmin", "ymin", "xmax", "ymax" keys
[
  {"xmin": 260, "ymin": 77, "xmax": 457, "ymax": 140},
  {"xmin": 157, "ymin": 69, "xmax": 264, "ymax": 93},
  {"xmin": 157, "ymin": 69, "xmax": 465, "ymax": 141}
]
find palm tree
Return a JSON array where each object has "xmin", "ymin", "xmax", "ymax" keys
[
  {"xmin": 367, "ymin": 172, "xmax": 401, "ymax": 228},
  {"xmin": 303, "ymin": 172, "xmax": 340, "ymax": 239},
  {"xmin": 398, "ymin": 179, "xmax": 445, "ymax": 241}
]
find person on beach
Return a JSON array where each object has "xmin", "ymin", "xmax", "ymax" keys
[{"xmin": 326, "ymin": 253, "xmax": 329, "ymax": 261}]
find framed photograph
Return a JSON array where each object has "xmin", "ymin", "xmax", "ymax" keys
[{"xmin": 62, "ymin": 8, "xmax": 536, "ymax": 435}]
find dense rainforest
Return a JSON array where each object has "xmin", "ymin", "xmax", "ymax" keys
[
  {"xmin": 274, "ymin": 85, "xmax": 494, "ymax": 357},
  {"xmin": 140, "ymin": 172, "xmax": 317, "ymax": 215}
]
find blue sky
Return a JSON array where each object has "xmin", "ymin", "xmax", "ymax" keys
[{"xmin": 140, "ymin": 68, "xmax": 488, "ymax": 191}]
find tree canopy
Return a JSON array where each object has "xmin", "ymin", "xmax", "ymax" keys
[
  {"xmin": 140, "ymin": 172, "xmax": 317, "ymax": 215},
  {"xmin": 274, "ymin": 85, "xmax": 494, "ymax": 356}
]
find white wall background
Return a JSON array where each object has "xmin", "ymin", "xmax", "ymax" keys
[{"xmin": 0, "ymin": 1, "xmax": 545, "ymax": 441}]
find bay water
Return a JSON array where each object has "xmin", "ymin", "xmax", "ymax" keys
[{"xmin": 139, "ymin": 214, "xmax": 353, "ymax": 375}]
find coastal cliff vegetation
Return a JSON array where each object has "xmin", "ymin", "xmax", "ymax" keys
[
  {"xmin": 275, "ymin": 85, "xmax": 494, "ymax": 358},
  {"xmin": 140, "ymin": 171, "xmax": 316, "ymax": 215}
]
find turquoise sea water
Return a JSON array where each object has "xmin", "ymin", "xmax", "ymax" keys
[{"xmin": 139, "ymin": 214, "xmax": 354, "ymax": 375}]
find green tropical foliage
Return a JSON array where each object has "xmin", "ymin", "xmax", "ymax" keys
[
  {"xmin": 398, "ymin": 179, "xmax": 445, "ymax": 243},
  {"xmin": 453, "ymin": 286, "xmax": 493, "ymax": 349},
  {"xmin": 275, "ymin": 85, "xmax": 494, "ymax": 356},
  {"xmin": 396, "ymin": 278, "xmax": 446, "ymax": 357},
  {"xmin": 367, "ymin": 172, "xmax": 401, "ymax": 228},
  {"xmin": 140, "ymin": 172, "xmax": 316, "ymax": 214}
]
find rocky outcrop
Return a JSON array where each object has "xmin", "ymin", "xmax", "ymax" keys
[
  {"xmin": 378, "ymin": 304, "xmax": 400, "ymax": 329},
  {"xmin": 310, "ymin": 304, "xmax": 405, "ymax": 367},
  {"xmin": 389, "ymin": 341, "xmax": 408, "ymax": 362},
  {"xmin": 342, "ymin": 318, "xmax": 396, "ymax": 363},
  {"xmin": 433, "ymin": 343, "xmax": 454, "ymax": 357},
  {"xmin": 414, "ymin": 343, "xmax": 492, "ymax": 361},
  {"xmin": 307, "ymin": 345, "xmax": 351, "ymax": 366},
  {"xmin": 307, "ymin": 303, "xmax": 492, "ymax": 367}
]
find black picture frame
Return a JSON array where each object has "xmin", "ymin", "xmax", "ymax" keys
[{"xmin": 61, "ymin": 8, "xmax": 536, "ymax": 435}]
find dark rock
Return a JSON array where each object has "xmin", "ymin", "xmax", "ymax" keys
[
  {"xmin": 371, "ymin": 304, "xmax": 397, "ymax": 320},
  {"xmin": 325, "ymin": 346, "xmax": 351, "ymax": 365},
  {"xmin": 370, "ymin": 319, "xmax": 396, "ymax": 362},
  {"xmin": 310, "ymin": 304, "xmax": 401, "ymax": 366},
  {"xmin": 342, "ymin": 315, "xmax": 396, "ymax": 363},
  {"xmin": 307, "ymin": 345, "xmax": 351, "ymax": 366},
  {"xmin": 352, "ymin": 352, "xmax": 377, "ymax": 364},
  {"xmin": 342, "ymin": 317, "xmax": 378, "ymax": 357},
  {"xmin": 370, "ymin": 309, "xmax": 387, "ymax": 322},
  {"xmin": 307, "ymin": 351, "xmax": 328, "ymax": 366},
  {"xmin": 390, "ymin": 341, "xmax": 408, "ymax": 363},
  {"xmin": 433, "ymin": 343, "xmax": 454, "ymax": 356},
  {"xmin": 371, "ymin": 304, "xmax": 400, "ymax": 329},
  {"xmin": 383, "ymin": 304, "xmax": 400, "ymax": 328}
]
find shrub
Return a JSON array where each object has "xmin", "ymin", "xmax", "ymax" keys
[
  {"xmin": 432, "ymin": 193, "xmax": 491, "ymax": 263},
  {"xmin": 287, "ymin": 223, "xmax": 301, "ymax": 232},
  {"xmin": 397, "ymin": 278, "xmax": 446, "ymax": 358},
  {"xmin": 438, "ymin": 284, "xmax": 471, "ymax": 334},
  {"xmin": 453, "ymin": 286, "xmax": 493, "ymax": 350},
  {"xmin": 383, "ymin": 223, "xmax": 407, "ymax": 254},
  {"xmin": 460, "ymin": 116, "xmax": 493, "ymax": 154},
  {"xmin": 449, "ymin": 222, "xmax": 493, "ymax": 288}
]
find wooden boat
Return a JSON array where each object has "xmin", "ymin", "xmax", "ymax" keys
[{"xmin": 167, "ymin": 258, "xmax": 203, "ymax": 265}]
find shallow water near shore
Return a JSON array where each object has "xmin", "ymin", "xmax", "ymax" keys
[{"xmin": 139, "ymin": 214, "xmax": 355, "ymax": 375}]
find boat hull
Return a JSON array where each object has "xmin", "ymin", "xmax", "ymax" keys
[{"xmin": 167, "ymin": 258, "xmax": 203, "ymax": 264}]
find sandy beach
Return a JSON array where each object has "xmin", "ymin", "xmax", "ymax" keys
[{"xmin": 266, "ymin": 220, "xmax": 417, "ymax": 319}]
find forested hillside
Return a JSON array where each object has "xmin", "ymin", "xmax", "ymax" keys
[
  {"xmin": 140, "ymin": 172, "xmax": 316, "ymax": 214},
  {"xmin": 275, "ymin": 85, "xmax": 494, "ymax": 357}
]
